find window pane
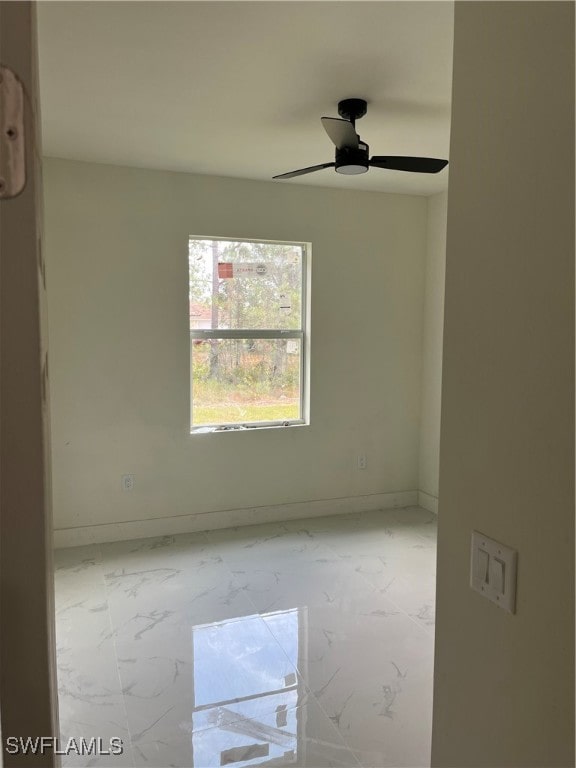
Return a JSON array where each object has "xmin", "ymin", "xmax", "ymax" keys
[
  {"xmin": 191, "ymin": 338, "xmax": 301, "ymax": 426},
  {"xmin": 189, "ymin": 239, "xmax": 302, "ymax": 331}
]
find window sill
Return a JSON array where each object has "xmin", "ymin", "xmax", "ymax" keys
[{"xmin": 190, "ymin": 421, "xmax": 308, "ymax": 435}]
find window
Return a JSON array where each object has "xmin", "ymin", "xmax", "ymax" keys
[{"xmin": 189, "ymin": 237, "xmax": 308, "ymax": 431}]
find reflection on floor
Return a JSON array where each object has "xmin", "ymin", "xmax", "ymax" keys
[{"xmin": 54, "ymin": 506, "xmax": 436, "ymax": 768}]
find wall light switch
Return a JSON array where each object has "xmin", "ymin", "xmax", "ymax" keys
[
  {"xmin": 470, "ymin": 531, "xmax": 517, "ymax": 613},
  {"xmin": 477, "ymin": 548, "xmax": 489, "ymax": 582},
  {"xmin": 490, "ymin": 557, "xmax": 505, "ymax": 594}
]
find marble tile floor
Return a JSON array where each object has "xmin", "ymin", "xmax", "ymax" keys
[{"xmin": 54, "ymin": 506, "xmax": 437, "ymax": 768}]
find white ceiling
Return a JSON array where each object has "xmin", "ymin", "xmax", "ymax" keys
[{"xmin": 37, "ymin": 2, "xmax": 454, "ymax": 196}]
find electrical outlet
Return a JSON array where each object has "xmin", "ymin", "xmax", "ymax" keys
[
  {"xmin": 357, "ymin": 454, "xmax": 367, "ymax": 470},
  {"xmin": 121, "ymin": 474, "xmax": 134, "ymax": 492}
]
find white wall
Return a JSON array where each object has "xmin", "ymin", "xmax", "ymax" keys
[
  {"xmin": 432, "ymin": 2, "xmax": 574, "ymax": 766},
  {"xmin": 44, "ymin": 158, "xmax": 428, "ymax": 543},
  {"xmin": 418, "ymin": 191, "xmax": 447, "ymax": 511}
]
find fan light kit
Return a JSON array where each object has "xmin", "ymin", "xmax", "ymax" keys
[{"xmin": 273, "ymin": 98, "xmax": 448, "ymax": 180}]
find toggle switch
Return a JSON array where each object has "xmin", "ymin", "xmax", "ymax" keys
[
  {"xmin": 477, "ymin": 549, "xmax": 489, "ymax": 583},
  {"xmin": 490, "ymin": 557, "xmax": 505, "ymax": 594}
]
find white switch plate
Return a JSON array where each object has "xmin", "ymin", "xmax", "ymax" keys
[{"xmin": 470, "ymin": 530, "xmax": 517, "ymax": 613}]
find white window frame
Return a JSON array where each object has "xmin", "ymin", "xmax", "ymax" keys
[{"xmin": 189, "ymin": 236, "xmax": 309, "ymax": 433}]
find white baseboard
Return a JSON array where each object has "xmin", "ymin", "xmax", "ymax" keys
[
  {"xmin": 53, "ymin": 490, "xmax": 419, "ymax": 548},
  {"xmin": 417, "ymin": 490, "xmax": 438, "ymax": 514}
]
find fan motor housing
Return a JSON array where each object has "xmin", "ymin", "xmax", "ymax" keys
[
  {"xmin": 338, "ymin": 98, "xmax": 368, "ymax": 123},
  {"xmin": 335, "ymin": 143, "xmax": 369, "ymax": 175}
]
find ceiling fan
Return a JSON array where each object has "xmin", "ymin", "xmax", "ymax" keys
[{"xmin": 273, "ymin": 98, "xmax": 448, "ymax": 180}]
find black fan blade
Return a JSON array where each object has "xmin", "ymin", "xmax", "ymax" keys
[
  {"xmin": 321, "ymin": 117, "xmax": 359, "ymax": 150},
  {"xmin": 273, "ymin": 162, "xmax": 335, "ymax": 180},
  {"xmin": 370, "ymin": 156, "xmax": 448, "ymax": 174}
]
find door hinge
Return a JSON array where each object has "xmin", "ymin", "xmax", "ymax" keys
[{"xmin": 0, "ymin": 64, "xmax": 26, "ymax": 199}]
